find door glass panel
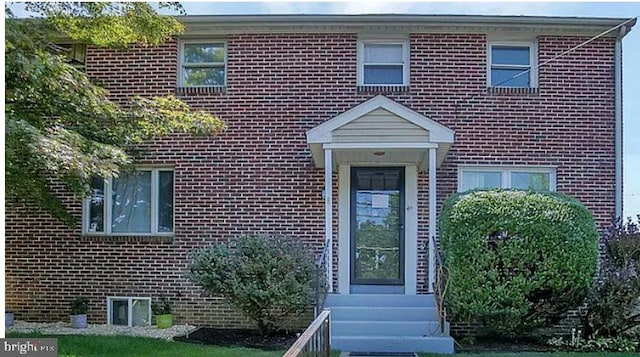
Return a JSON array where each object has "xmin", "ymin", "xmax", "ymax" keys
[{"xmin": 353, "ymin": 168, "xmax": 403, "ymax": 283}]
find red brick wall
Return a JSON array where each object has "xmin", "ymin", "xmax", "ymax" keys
[{"xmin": 5, "ymin": 32, "xmax": 616, "ymax": 330}]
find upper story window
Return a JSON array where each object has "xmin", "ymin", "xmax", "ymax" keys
[
  {"xmin": 49, "ymin": 43, "xmax": 87, "ymax": 71},
  {"xmin": 179, "ymin": 41, "xmax": 226, "ymax": 87},
  {"xmin": 84, "ymin": 168, "xmax": 174, "ymax": 235},
  {"xmin": 488, "ymin": 42, "xmax": 536, "ymax": 88},
  {"xmin": 458, "ymin": 166, "xmax": 555, "ymax": 192},
  {"xmin": 358, "ymin": 40, "xmax": 409, "ymax": 86}
]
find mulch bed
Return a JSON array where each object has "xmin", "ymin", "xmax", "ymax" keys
[{"xmin": 174, "ymin": 327, "xmax": 299, "ymax": 350}]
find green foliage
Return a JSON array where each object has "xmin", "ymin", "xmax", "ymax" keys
[
  {"xmin": 151, "ymin": 296, "xmax": 173, "ymax": 315},
  {"xmin": 583, "ymin": 216, "xmax": 640, "ymax": 338},
  {"xmin": 440, "ymin": 189, "xmax": 599, "ymax": 336},
  {"xmin": 70, "ymin": 297, "xmax": 89, "ymax": 315},
  {"xmin": 5, "ymin": 3, "xmax": 226, "ymax": 224},
  {"xmin": 187, "ymin": 235, "xmax": 315, "ymax": 335},
  {"xmin": 24, "ymin": 2, "xmax": 186, "ymax": 48},
  {"xmin": 548, "ymin": 332, "xmax": 638, "ymax": 352}
]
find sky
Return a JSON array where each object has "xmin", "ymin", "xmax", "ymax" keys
[{"xmin": 8, "ymin": 1, "xmax": 640, "ymax": 218}]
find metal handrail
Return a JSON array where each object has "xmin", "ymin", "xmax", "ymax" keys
[
  {"xmin": 314, "ymin": 239, "xmax": 331, "ymax": 317},
  {"xmin": 431, "ymin": 235, "xmax": 448, "ymax": 334},
  {"xmin": 283, "ymin": 309, "xmax": 331, "ymax": 357}
]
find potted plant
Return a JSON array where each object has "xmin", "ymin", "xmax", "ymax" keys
[
  {"xmin": 70, "ymin": 297, "xmax": 89, "ymax": 328},
  {"xmin": 5, "ymin": 311, "xmax": 15, "ymax": 327},
  {"xmin": 151, "ymin": 296, "xmax": 173, "ymax": 329}
]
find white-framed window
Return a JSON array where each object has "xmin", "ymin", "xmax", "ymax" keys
[
  {"xmin": 107, "ymin": 297, "xmax": 151, "ymax": 327},
  {"xmin": 488, "ymin": 42, "xmax": 536, "ymax": 88},
  {"xmin": 357, "ymin": 40, "xmax": 410, "ymax": 86},
  {"xmin": 84, "ymin": 168, "xmax": 174, "ymax": 235},
  {"xmin": 178, "ymin": 40, "xmax": 226, "ymax": 87},
  {"xmin": 458, "ymin": 166, "xmax": 556, "ymax": 192}
]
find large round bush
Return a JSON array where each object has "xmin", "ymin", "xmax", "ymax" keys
[{"xmin": 440, "ymin": 189, "xmax": 598, "ymax": 336}]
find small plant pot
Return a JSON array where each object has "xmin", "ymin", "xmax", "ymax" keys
[
  {"xmin": 5, "ymin": 312, "xmax": 15, "ymax": 327},
  {"xmin": 156, "ymin": 314, "xmax": 173, "ymax": 329},
  {"xmin": 70, "ymin": 314, "xmax": 88, "ymax": 329}
]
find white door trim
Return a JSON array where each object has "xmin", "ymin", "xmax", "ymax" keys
[{"xmin": 337, "ymin": 164, "xmax": 418, "ymax": 295}]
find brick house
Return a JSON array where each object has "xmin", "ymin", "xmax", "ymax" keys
[{"xmin": 5, "ymin": 14, "xmax": 636, "ymax": 353}]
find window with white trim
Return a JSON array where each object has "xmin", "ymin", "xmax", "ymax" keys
[
  {"xmin": 84, "ymin": 168, "xmax": 174, "ymax": 235},
  {"xmin": 458, "ymin": 166, "xmax": 555, "ymax": 192},
  {"xmin": 358, "ymin": 40, "xmax": 409, "ymax": 86},
  {"xmin": 107, "ymin": 297, "xmax": 151, "ymax": 327},
  {"xmin": 179, "ymin": 41, "xmax": 226, "ymax": 87},
  {"xmin": 488, "ymin": 42, "xmax": 536, "ymax": 88}
]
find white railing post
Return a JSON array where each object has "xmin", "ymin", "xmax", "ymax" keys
[
  {"xmin": 324, "ymin": 148, "xmax": 333, "ymax": 293},
  {"xmin": 428, "ymin": 147, "xmax": 437, "ymax": 293}
]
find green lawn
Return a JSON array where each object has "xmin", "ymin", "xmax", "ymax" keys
[
  {"xmin": 7, "ymin": 333, "xmax": 284, "ymax": 357},
  {"xmin": 8, "ymin": 333, "xmax": 636, "ymax": 357}
]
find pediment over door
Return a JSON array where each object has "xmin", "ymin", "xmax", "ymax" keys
[{"xmin": 306, "ymin": 95, "xmax": 455, "ymax": 171}]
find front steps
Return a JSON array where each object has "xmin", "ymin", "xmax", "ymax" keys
[{"xmin": 326, "ymin": 294, "xmax": 454, "ymax": 354}]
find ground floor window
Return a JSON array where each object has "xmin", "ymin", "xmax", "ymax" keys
[
  {"xmin": 84, "ymin": 168, "xmax": 174, "ymax": 235},
  {"xmin": 107, "ymin": 297, "xmax": 151, "ymax": 327},
  {"xmin": 458, "ymin": 166, "xmax": 556, "ymax": 192}
]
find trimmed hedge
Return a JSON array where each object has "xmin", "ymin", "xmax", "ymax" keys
[
  {"xmin": 440, "ymin": 189, "xmax": 599, "ymax": 336},
  {"xmin": 187, "ymin": 235, "xmax": 315, "ymax": 335}
]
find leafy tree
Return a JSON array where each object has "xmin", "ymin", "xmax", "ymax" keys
[{"xmin": 5, "ymin": 2, "xmax": 226, "ymax": 224}]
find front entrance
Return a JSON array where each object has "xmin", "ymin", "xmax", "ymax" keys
[{"xmin": 350, "ymin": 167, "xmax": 405, "ymax": 293}]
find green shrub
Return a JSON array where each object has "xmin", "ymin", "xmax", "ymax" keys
[
  {"xmin": 440, "ymin": 189, "xmax": 599, "ymax": 336},
  {"xmin": 187, "ymin": 235, "xmax": 315, "ymax": 335},
  {"xmin": 70, "ymin": 297, "xmax": 89, "ymax": 315},
  {"xmin": 583, "ymin": 216, "xmax": 640, "ymax": 338}
]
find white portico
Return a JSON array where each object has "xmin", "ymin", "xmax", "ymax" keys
[{"xmin": 306, "ymin": 95, "xmax": 455, "ymax": 295}]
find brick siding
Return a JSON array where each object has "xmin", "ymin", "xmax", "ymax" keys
[{"xmin": 5, "ymin": 31, "xmax": 616, "ymax": 332}]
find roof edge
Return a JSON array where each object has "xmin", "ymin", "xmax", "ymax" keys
[{"xmin": 177, "ymin": 14, "xmax": 636, "ymax": 38}]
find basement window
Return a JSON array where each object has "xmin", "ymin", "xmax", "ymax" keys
[{"xmin": 107, "ymin": 297, "xmax": 151, "ymax": 327}]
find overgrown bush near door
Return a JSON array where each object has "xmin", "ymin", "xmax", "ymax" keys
[
  {"xmin": 187, "ymin": 235, "xmax": 315, "ymax": 335},
  {"xmin": 583, "ymin": 216, "xmax": 640, "ymax": 340},
  {"xmin": 440, "ymin": 189, "xmax": 599, "ymax": 336}
]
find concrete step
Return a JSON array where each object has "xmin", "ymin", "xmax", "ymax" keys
[
  {"xmin": 330, "ymin": 306, "xmax": 439, "ymax": 321},
  {"xmin": 326, "ymin": 294, "xmax": 436, "ymax": 308},
  {"xmin": 332, "ymin": 320, "xmax": 449, "ymax": 337},
  {"xmin": 332, "ymin": 336, "xmax": 454, "ymax": 354}
]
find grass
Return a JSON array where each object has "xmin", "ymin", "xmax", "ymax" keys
[
  {"xmin": 8, "ymin": 333, "xmax": 636, "ymax": 357},
  {"xmin": 7, "ymin": 333, "xmax": 284, "ymax": 357}
]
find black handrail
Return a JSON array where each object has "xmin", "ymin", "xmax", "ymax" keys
[{"xmin": 314, "ymin": 239, "xmax": 331, "ymax": 317}]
